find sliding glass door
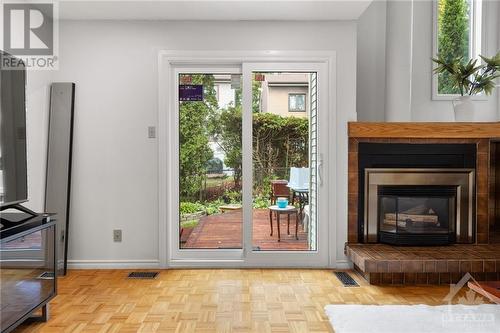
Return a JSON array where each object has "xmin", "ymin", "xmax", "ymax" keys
[
  {"xmin": 242, "ymin": 62, "xmax": 329, "ymax": 266},
  {"xmin": 177, "ymin": 71, "xmax": 243, "ymax": 250},
  {"xmin": 170, "ymin": 62, "xmax": 329, "ymax": 266}
]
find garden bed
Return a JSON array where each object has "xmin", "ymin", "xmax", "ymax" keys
[{"xmin": 180, "ymin": 211, "xmax": 206, "ymax": 222}]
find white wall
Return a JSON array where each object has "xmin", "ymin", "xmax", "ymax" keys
[
  {"xmin": 45, "ymin": 20, "xmax": 357, "ymax": 267},
  {"xmin": 357, "ymin": 0, "xmax": 387, "ymax": 121},
  {"xmin": 385, "ymin": 0, "xmax": 414, "ymax": 121},
  {"xmin": 357, "ymin": 0, "xmax": 499, "ymax": 122}
]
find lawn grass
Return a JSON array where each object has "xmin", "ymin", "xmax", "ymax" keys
[
  {"xmin": 205, "ymin": 176, "xmax": 234, "ymax": 188},
  {"xmin": 180, "ymin": 219, "xmax": 199, "ymax": 229}
]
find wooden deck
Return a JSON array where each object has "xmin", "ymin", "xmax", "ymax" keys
[{"xmin": 183, "ymin": 209, "xmax": 309, "ymax": 250}]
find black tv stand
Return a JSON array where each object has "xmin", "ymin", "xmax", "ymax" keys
[
  {"xmin": 0, "ymin": 203, "xmax": 38, "ymax": 217},
  {"xmin": 1, "ymin": 212, "xmax": 56, "ymax": 332}
]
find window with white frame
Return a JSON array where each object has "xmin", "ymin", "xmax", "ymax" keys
[
  {"xmin": 433, "ymin": 0, "xmax": 482, "ymax": 98},
  {"xmin": 288, "ymin": 93, "xmax": 306, "ymax": 112}
]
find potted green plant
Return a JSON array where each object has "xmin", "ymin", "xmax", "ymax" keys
[{"xmin": 432, "ymin": 51, "xmax": 500, "ymax": 121}]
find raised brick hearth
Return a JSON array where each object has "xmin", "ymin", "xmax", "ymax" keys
[
  {"xmin": 346, "ymin": 122, "xmax": 500, "ymax": 285},
  {"xmin": 347, "ymin": 243, "xmax": 500, "ymax": 285}
]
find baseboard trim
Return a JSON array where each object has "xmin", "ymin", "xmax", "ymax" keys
[
  {"xmin": 66, "ymin": 259, "xmax": 352, "ymax": 270},
  {"xmin": 67, "ymin": 259, "xmax": 160, "ymax": 269},
  {"xmin": 335, "ymin": 260, "xmax": 353, "ymax": 270}
]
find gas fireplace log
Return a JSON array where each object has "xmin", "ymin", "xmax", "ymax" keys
[
  {"xmin": 383, "ymin": 219, "xmax": 440, "ymax": 226},
  {"xmin": 383, "ymin": 219, "xmax": 408, "ymax": 228},
  {"xmin": 384, "ymin": 213, "xmax": 438, "ymax": 223},
  {"xmin": 401, "ymin": 204, "xmax": 433, "ymax": 215}
]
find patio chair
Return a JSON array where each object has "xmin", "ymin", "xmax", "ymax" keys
[
  {"xmin": 288, "ymin": 167, "xmax": 309, "ymax": 190},
  {"xmin": 289, "ymin": 167, "xmax": 309, "ymax": 208},
  {"xmin": 270, "ymin": 180, "xmax": 291, "ymax": 204},
  {"xmin": 303, "ymin": 204, "xmax": 310, "ymax": 233}
]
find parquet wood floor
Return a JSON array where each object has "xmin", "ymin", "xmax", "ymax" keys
[{"xmin": 14, "ymin": 269, "xmax": 461, "ymax": 333}]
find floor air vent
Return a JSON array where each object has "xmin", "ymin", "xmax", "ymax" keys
[
  {"xmin": 127, "ymin": 271, "xmax": 159, "ymax": 279},
  {"xmin": 334, "ymin": 271, "xmax": 359, "ymax": 287},
  {"xmin": 37, "ymin": 272, "xmax": 55, "ymax": 279}
]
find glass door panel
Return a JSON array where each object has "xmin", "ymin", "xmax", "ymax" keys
[
  {"xmin": 178, "ymin": 72, "xmax": 243, "ymax": 250},
  {"xmin": 241, "ymin": 61, "xmax": 328, "ymax": 267},
  {"xmin": 250, "ymin": 72, "xmax": 317, "ymax": 251}
]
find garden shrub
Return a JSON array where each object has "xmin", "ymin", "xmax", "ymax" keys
[
  {"xmin": 179, "ymin": 202, "xmax": 206, "ymax": 215},
  {"xmin": 253, "ymin": 195, "xmax": 271, "ymax": 209}
]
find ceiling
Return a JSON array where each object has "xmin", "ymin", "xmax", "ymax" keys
[{"xmin": 58, "ymin": 0, "xmax": 373, "ymax": 21}]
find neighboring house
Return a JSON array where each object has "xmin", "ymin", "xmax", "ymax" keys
[
  {"xmin": 260, "ymin": 73, "xmax": 310, "ymax": 118},
  {"xmin": 208, "ymin": 73, "xmax": 311, "ymax": 176},
  {"xmin": 213, "ymin": 74, "xmax": 236, "ymax": 110}
]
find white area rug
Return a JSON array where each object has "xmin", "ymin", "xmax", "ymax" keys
[{"xmin": 325, "ymin": 304, "xmax": 500, "ymax": 333}]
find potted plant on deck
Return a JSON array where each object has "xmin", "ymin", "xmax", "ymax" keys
[{"xmin": 432, "ymin": 51, "xmax": 500, "ymax": 121}]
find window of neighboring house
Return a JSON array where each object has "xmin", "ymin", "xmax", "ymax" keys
[
  {"xmin": 433, "ymin": 0, "xmax": 483, "ymax": 99},
  {"xmin": 288, "ymin": 93, "xmax": 306, "ymax": 112}
]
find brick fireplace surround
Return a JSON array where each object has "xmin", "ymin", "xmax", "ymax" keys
[{"xmin": 346, "ymin": 122, "xmax": 500, "ymax": 285}]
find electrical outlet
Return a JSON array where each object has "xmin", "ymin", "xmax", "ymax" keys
[
  {"xmin": 113, "ymin": 229, "xmax": 122, "ymax": 242},
  {"xmin": 148, "ymin": 126, "xmax": 156, "ymax": 138}
]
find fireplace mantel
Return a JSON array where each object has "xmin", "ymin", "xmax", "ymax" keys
[{"xmin": 349, "ymin": 122, "xmax": 500, "ymax": 139}]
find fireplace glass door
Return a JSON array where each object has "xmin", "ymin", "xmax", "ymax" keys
[{"xmin": 378, "ymin": 186, "xmax": 457, "ymax": 245}]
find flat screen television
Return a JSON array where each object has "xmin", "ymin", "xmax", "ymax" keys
[{"xmin": 0, "ymin": 52, "xmax": 28, "ymax": 207}]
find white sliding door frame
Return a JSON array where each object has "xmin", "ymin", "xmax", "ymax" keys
[
  {"xmin": 241, "ymin": 62, "xmax": 329, "ymax": 267},
  {"xmin": 158, "ymin": 51, "xmax": 337, "ymax": 268}
]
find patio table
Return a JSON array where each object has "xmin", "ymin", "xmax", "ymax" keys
[{"xmin": 268, "ymin": 205, "xmax": 299, "ymax": 241}]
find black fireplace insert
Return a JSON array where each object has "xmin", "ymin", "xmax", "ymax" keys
[
  {"xmin": 358, "ymin": 143, "xmax": 476, "ymax": 244},
  {"xmin": 377, "ymin": 185, "xmax": 457, "ymax": 245}
]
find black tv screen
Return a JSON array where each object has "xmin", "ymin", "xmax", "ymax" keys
[{"xmin": 0, "ymin": 52, "xmax": 28, "ymax": 207}]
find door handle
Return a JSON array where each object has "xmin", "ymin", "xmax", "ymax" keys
[{"xmin": 317, "ymin": 153, "xmax": 324, "ymax": 186}]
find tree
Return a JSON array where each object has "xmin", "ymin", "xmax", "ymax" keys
[
  {"xmin": 211, "ymin": 105, "xmax": 243, "ymax": 188},
  {"xmin": 179, "ymin": 74, "xmax": 217, "ymax": 200},
  {"xmin": 212, "ymin": 110, "xmax": 309, "ymax": 195},
  {"xmin": 179, "ymin": 72, "xmax": 310, "ymax": 202},
  {"xmin": 252, "ymin": 79, "xmax": 262, "ymax": 113},
  {"xmin": 211, "ymin": 76, "xmax": 309, "ymax": 193},
  {"xmin": 437, "ymin": 0, "xmax": 470, "ymax": 94}
]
